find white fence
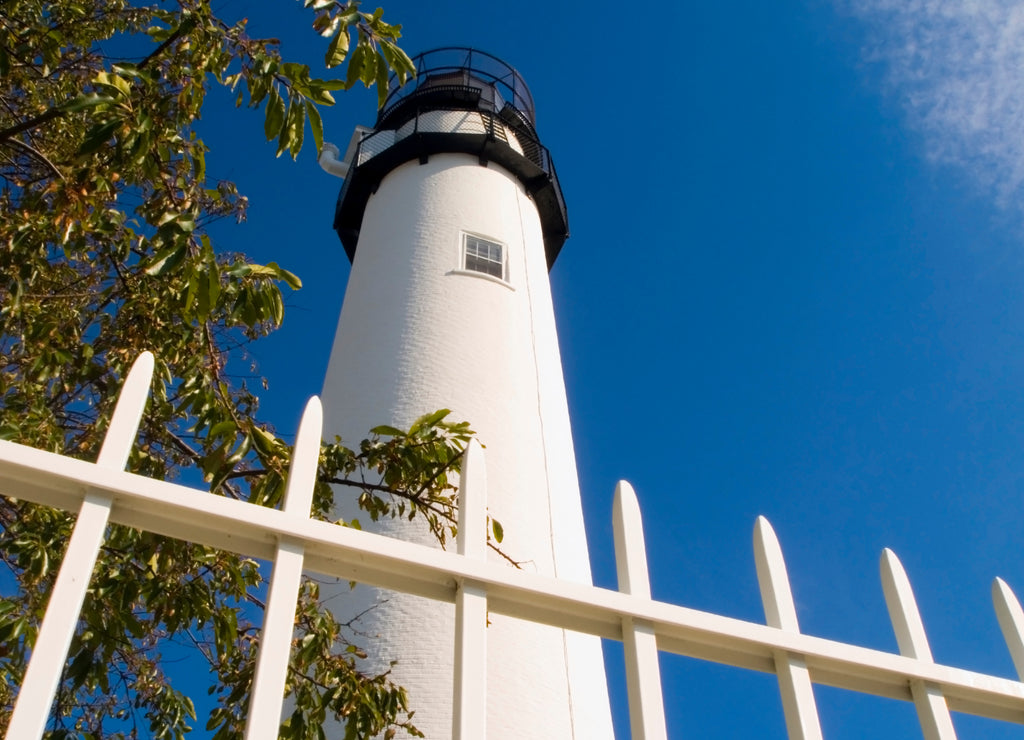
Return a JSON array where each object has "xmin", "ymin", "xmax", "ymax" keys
[{"xmin": 2, "ymin": 351, "xmax": 1024, "ymax": 739}]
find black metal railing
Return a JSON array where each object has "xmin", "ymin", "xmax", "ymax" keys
[
  {"xmin": 379, "ymin": 47, "xmax": 536, "ymax": 126},
  {"xmin": 339, "ymin": 105, "xmax": 558, "ymax": 202}
]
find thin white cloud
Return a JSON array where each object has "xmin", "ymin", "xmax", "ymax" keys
[{"xmin": 842, "ymin": 0, "xmax": 1024, "ymax": 206}]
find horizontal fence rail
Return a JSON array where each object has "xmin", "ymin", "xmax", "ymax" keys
[{"xmin": 2, "ymin": 352, "xmax": 1024, "ymax": 738}]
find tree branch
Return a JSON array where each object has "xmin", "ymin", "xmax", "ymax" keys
[
  {"xmin": 412, "ymin": 447, "xmax": 464, "ymax": 501},
  {"xmin": 2, "ymin": 137, "xmax": 64, "ymax": 179},
  {"xmin": 0, "ymin": 106, "xmax": 63, "ymax": 145},
  {"xmin": 138, "ymin": 23, "xmax": 189, "ymax": 70}
]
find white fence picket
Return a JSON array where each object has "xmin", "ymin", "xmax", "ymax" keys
[
  {"xmin": 453, "ymin": 439, "xmax": 488, "ymax": 740},
  {"xmin": 881, "ymin": 549, "xmax": 958, "ymax": 740},
  {"xmin": 245, "ymin": 397, "xmax": 323, "ymax": 739},
  {"xmin": 613, "ymin": 480, "xmax": 668, "ymax": 740},
  {"xmin": 6, "ymin": 351, "xmax": 154, "ymax": 740},
  {"xmin": 753, "ymin": 517, "xmax": 823, "ymax": 740}
]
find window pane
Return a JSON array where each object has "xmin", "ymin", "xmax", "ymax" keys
[{"xmin": 463, "ymin": 236, "xmax": 504, "ymax": 279}]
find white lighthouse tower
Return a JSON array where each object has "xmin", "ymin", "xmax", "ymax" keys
[{"xmin": 319, "ymin": 47, "xmax": 614, "ymax": 739}]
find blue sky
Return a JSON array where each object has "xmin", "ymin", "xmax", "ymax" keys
[{"xmin": 196, "ymin": 0, "xmax": 1024, "ymax": 736}]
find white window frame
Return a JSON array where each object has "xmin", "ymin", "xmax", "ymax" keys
[{"xmin": 455, "ymin": 233, "xmax": 511, "ymax": 287}]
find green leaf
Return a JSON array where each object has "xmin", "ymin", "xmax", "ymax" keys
[
  {"xmin": 271, "ymin": 286, "xmax": 284, "ymax": 324},
  {"xmin": 370, "ymin": 425, "xmax": 404, "ymax": 436},
  {"xmin": 67, "ymin": 649, "xmax": 95, "ymax": 691},
  {"xmin": 361, "ymin": 43, "xmax": 379, "ymax": 88},
  {"xmin": 199, "ymin": 260, "xmax": 221, "ymax": 319},
  {"xmin": 305, "ymin": 80, "xmax": 336, "ymax": 105},
  {"xmin": 305, "ymin": 100, "xmax": 323, "ymax": 154},
  {"xmin": 411, "ymin": 409, "xmax": 450, "ymax": 432},
  {"xmin": 276, "ymin": 96, "xmax": 305, "ymax": 158},
  {"xmin": 78, "ymin": 119, "xmax": 121, "ymax": 156},
  {"xmin": 345, "ymin": 43, "xmax": 368, "ymax": 90},
  {"xmin": 288, "ymin": 99, "xmax": 305, "ymax": 159},
  {"xmin": 375, "ymin": 51, "xmax": 389, "ymax": 107},
  {"xmin": 144, "ymin": 244, "xmax": 187, "ymax": 276},
  {"xmin": 203, "ymin": 260, "xmax": 220, "ymax": 313},
  {"xmin": 147, "ymin": 24, "xmax": 173, "ymax": 42},
  {"xmin": 94, "ymin": 70, "xmax": 132, "ymax": 99},
  {"xmin": 264, "ymin": 86, "xmax": 286, "ymax": 141},
  {"xmin": 280, "ymin": 62, "xmax": 311, "ymax": 86},
  {"xmin": 60, "ymin": 93, "xmax": 116, "ymax": 113},
  {"xmin": 315, "ymin": 13, "xmax": 340, "ymax": 37},
  {"xmin": 251, "ymin": 426, "xmax": 279, "ymax": 456},
  {"xmin": 273, "ymin": 265, "xmax": 302, "ymax": 290},
  {"xmin": 226, "ymin": 261, "xmax": 300, "ymax": 289},
  {"xmin": 192, "ymin": 145, "xmax": 206, "ymax": 183},
  {"xmin": 491, "ymin": 519, "xmax": 504, "ymax": 544},
  {"xmin": 325, "ymin": 24, "xmax": 350, "ymax": 68},
  {"xmin": 379, "ymin": 39, "xmax": 416, "ymax": 85}
]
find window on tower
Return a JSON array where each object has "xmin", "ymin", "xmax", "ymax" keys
[{"xmin": 463, "ymin": 234, "xmax": 505, "ymax": 280}]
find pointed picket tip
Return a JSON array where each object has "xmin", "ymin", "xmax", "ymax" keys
[
  {"xmin": 613, "ymin": 480, "xmax": 651, "ymax": 598},
  {"xmin": 281, "ymin": 396, "xmax": 323, "ymax": 517},
  {"xmin": 457, "ymin": 438, "xmax": 487, "ymax": 558},
  {"xmin": 613, "ymin": 480, "xmax": 642, "ymax": 541},
  {"xmin": 880, "ymin": 548, "xmax": 934, "ymax": 662},
  {"xmin": 754, "ymin": 516, "xmax": 800, "ymax": 631},
  {"xmin": 753, "ymin": 516, "xmax": 781, "ymax": 565},
  {"xmin": 992, "ymin": 577, "xmax": 1024, "ymax": 681},
  {"xmin": 96, "ymin": 351, "xmax": 155, "ymax": 470}
]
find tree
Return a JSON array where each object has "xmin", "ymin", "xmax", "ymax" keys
[{"xmin": 0, "ymin": 2, "xmax": 470, "ymax": 738}]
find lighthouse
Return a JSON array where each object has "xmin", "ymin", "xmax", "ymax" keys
[{"xmin": 318, "ymin": 47, "xmax": 614, "ymax": 738}]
